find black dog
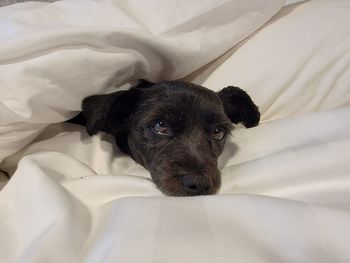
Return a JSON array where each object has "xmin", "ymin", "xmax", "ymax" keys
[{"xmin": 70, "ymin": 80, "xmax": 260, "ymax": 196}]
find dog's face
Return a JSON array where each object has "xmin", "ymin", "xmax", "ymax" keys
[{"xmin": 81, "ymin": 81, "xmax": 260, "ymax": 196}]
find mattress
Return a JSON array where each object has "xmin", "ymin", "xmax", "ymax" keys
[{"xmin": 1, "ymin": 0, "xmax": 350, "ymax": 262}]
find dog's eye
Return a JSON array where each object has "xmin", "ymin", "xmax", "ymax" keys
[
  {"xmin": 152, "ymin": 121, "xmax": 172, "ymax": 136},
  {"xmin": 212, "ymin": 127, "xmax": 226, "ymax": 141}
]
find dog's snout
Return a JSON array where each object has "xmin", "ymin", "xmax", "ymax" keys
[{"xmin": 182, "ymin": 175, "xmax": 213, "ymax": 195}]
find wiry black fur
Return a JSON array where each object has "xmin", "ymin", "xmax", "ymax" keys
[{"xmin": 69, "ymin": 80, "xmax": 260, "ymax": 196}]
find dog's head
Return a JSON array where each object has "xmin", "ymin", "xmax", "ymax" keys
[{"xmin": 81, "ymin": 80, "xmax": 260, "ymax": 196}]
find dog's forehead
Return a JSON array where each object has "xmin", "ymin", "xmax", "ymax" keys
[
  {"xmin": 137, "ymin": 81, "xmax": 230, "ymax": 126},
  {"xmin": 146, "ymin": 81, "xmax": 222, "ymax": 107}
]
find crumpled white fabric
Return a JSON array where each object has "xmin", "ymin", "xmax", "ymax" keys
[
  {"xmin": 1, "ymin": 0, "xmax": 350, "ymax": 262},
  {"xmin": 1, "ymin": 105, "xmax": 350, "ymax": 262},
  {"xmin": 195, "ymin": 0, "xmax": 350, "ymax": 121},
  {"xmin": 0, "ymin": 0, "xmax": 283, "ymax": 163}
]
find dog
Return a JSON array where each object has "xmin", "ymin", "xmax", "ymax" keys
[{"xmin": 70, "ymin": 80, "xmax": 260, "ymax": 196}]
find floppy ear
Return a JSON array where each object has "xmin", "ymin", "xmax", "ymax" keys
[
  {"xmin": 218, "ymin": 86, "xmax": 260, "ymax": 128},
  {"xmin": 82, "ymin": 80, "xmax": 152, "ymax": 135}
]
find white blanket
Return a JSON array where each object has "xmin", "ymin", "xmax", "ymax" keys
[
  {"xmin": 1, "ymin": 106, "xmax": 350, "ymax": 262},
  {"xmin": 0, "ymin": 0, "xmax": 282, "ymax": 162},
  {"xmin": 1, "ymin": 0, "xmax": 350, "ymax": 262}
]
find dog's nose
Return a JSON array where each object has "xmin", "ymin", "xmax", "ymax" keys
[{"xmin": 182, "ymin": 175, "xmax": 212, "ymax": 195}]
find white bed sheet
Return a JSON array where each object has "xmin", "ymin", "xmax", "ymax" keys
[
  {"xmin": 1, "ymin": 105, "xmax": 350, "ymax": 262},
  {"xmin": 0, "ymin": 0, "xmax": 282, "ymax": 163},
  {"xmin": 188, "ymin": 0, "xmax": 350, "ymax": 122},
  {"xmin": 1, "ymin": 0, "xmax": 350, "ymax": 262}
]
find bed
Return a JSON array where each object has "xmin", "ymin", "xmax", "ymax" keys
[{"xmin": 1, "ymin": 0, "xmax": 350, "ymax": 262}]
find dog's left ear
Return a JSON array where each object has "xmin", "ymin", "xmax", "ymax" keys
[
  {"xmin": 82, "ymin": 80, "xmax": 153, "ymax": 135},
  {"xmin": 217, "ymin": 86, "xmax": 260, "ymax": 128}
]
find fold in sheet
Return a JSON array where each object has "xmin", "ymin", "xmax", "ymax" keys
[
  {"xmin": 0, "ymin": 0, "xmax": 283, "ymax": 162},
  {"xmin": 199, "ymin": 0, "xmax": 350, "ymax": 121},
  {"xmin": 1, "ymin": 106, "xmax": 350, "ymax": 262},
  {"xmin": 1, "ymin": 1, "xmax": 350, "ymax": 262}
]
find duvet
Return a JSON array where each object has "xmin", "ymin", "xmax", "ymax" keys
[{"xmin": 1, "ymin": 0, "xmax": 350, "ymax": 262}]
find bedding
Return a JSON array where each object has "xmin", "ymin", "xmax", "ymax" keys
[
  {"xmin": 1, "ymin": 0, "xmax": 350, "ymax": 262},
  {"xmin": 0, "ymin": 0, "xmax": 283, "ymax": 163},
  {"xmin": 200, "ymin": 0, "xmax": 350, "ymax": 121}
]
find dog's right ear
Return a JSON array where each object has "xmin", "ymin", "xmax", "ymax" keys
[
  {"xmin": 218, "ymin": 86, "xmax": 260, "ymax": 128},
  {"xmin": 82, "ymin": 80, "xmax": 153, "ymax": 135}
]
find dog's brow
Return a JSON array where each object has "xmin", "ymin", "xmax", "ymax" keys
[
  {"xmin": 204, "ymin": 110, "xmax": 228, "ymax": 123},
  {"xmin": 140, "ymin": 105, "xmax": 184, "ymax": 125}
]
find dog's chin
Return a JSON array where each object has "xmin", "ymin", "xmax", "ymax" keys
[
  {"xmin": 151, "ymin": 174, "xmax": 218, "ymax": 197},
  {"xmin": 159, "ymin": 186, "xmax": 217, "ymax": 197},
  {"xmin": 166, "ymin": 189, "xmax": 217, "ymax": 197}
]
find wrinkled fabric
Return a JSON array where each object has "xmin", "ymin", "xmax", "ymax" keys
[
  {"xmin": 1, "ymin": 105, "xmax": 350, "ymax": 262},
  {"xmin": 0, "ymin": 0, "xmax": 283, "ymax": 162},
  {"xmin": 1, "ymin": 0, "xmax": 350, "ymax": 262},
  {"xmin": 198, "ymin": 0, "xmax": 350, "ymax": 121}
]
